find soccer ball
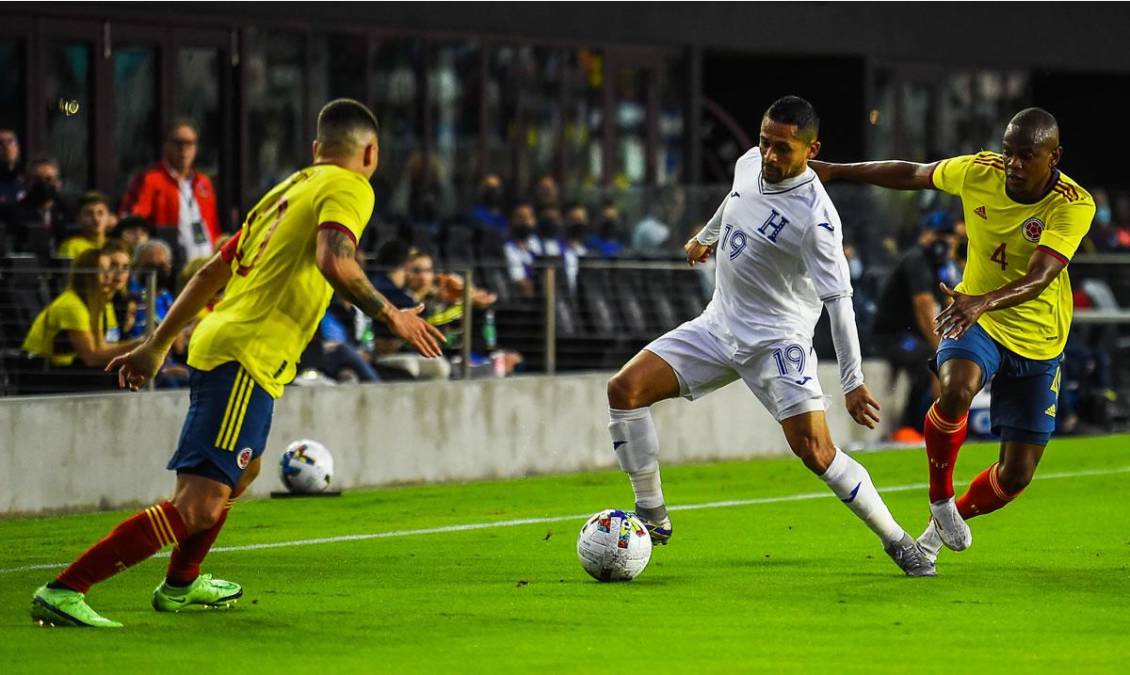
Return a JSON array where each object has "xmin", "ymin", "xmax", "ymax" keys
[
  {"xmin": 576, "ymin": 509, "xmax": 653, "ymax": 582},
  {"xmin": 279, "ymin": 439, "xmax": 334, "ymax": 493}
]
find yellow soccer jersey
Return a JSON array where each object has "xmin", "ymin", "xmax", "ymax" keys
[
  {"xmin": 187, "ymin": 164, "xmax": 375, "ymax": 397},
  {"xmin": 932, "ymin": 152, "xmax": 1094, "ymax": 360},
  {"xmin": 22, "ymin": 291, "xmax": 116, "ymax": 366}
]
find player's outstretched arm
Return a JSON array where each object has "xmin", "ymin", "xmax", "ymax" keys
[
  {"xmin": 809, "ymin": 159, "xmax": 938, "ymax": 191},
  {"xmin": 316, "ymin": 228, "xmax": 445, "ymax": 358},
  {"xmin": 106, "ymin": 251, "xmax": 233, "ymax": 390},
  {"xmin": 934, "ymin": 249, "xmax": 1066, "ymax": 340}
]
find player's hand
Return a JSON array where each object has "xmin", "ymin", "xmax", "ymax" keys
[
  {"xmin": 685, "ymin": 237, "xmax": 713, "ymax": 267},
  {"xmin": 934, "ymin": 283, "xmax": 988, "ymax": 340},
  {"xmin": 845, "ymin": 384, "xmax": 881, "ymax": 429},
  {"xmin": 386, "ymin": 304, "xmax": 446, "ymax": 358},
  {"xmin": 808, "ymin": 160, "xmax": 833, "ymax": 183},
  {"xmin": 106, "ymin": 338, "xmax": 171, "ymax": 392}
]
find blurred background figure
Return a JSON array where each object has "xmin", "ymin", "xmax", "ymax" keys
[
  {"xmin": 0, "ymin": 128, "xmax": 23, "ymax": 206},
  {"xmin": 871, "ymin": 214, "xmax": 957, "ymax": 441},
  {"xmin": 120, "ymin": 119, "xmax": 221, "ymax": 264},
  {"xmin": 57, "ymin": 191, "xmax": 113, "ymax": 259},
  {"xmin": 468, "ymin": 174, "xmax": 507, "ymax": 235}
]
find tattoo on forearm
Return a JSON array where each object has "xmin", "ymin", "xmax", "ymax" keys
[
  {"xmin": 321, "ymin": 229, "xmax": 394, "ymax": 322},
  {"xmin": 326, "ymin": 229, "xmax": 357, "ymax": 259}
]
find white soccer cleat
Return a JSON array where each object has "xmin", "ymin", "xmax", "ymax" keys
[
  {"xmin": 917, "ymin": 519, "xmax": 944, "ymax": 563},
  {"xmin": 929, "ymin": 497, "xmax": 972, "ymax": 552}
]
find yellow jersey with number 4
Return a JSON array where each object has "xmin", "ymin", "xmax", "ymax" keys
[
  {"xmin": 931, "ymin": 152, "xmax": 1094, "ymax": 360},
  {"xmin": 188, "ymin": 164, "xmax": 374, "ymax": 397}
]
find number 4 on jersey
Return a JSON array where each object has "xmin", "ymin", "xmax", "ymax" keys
[{"xmin": 990, "ymin": 242, "xmax": 1007, "ymax": 271}]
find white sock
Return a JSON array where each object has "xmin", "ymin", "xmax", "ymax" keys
[
  {"xmin": 608, "ymin": 407, "xmax": 665, "ymax": 509},
  {"xmin": 820, "ymin": 448, "xmax": 905, "ymax": 546}
]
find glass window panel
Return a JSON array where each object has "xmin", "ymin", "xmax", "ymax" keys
[
  {"xmin": 244, "ymin": 28, "xmax": 305, "ymax": 206},
  {"xmin": 561, "ymin": 48, "xmax": 603, "ymax": 199},
  {"xmin": 486, "ymin": 46, "xmax": 563, "ymax": 200},
  {"xmin": 657, "ymin": 55, "xmax": 686, "ymax": 187},
  {"xmin": 113, "ymin": 46, "xmax": 158, "ymax": 195},
  {"xmin": 0, "ymin": 40, "xmax": 27, "ymax": 145},
  {"xmin": 371, "ymin": 38, "xmax": 423, "ymax": 220},
  {"xmin": 176, "ymin": 47, "xmax": 222, "ymax": 180},
  {"xmin": 44, "ymin": 41, "xmax": 92, "ymax": 197},
  {"xmin": 613, "ymin": 65, "xmax": 647, "ymax": 187},
  {"xmin": 430, "ymin": 41, "xmax": 481, "ymax": 216},
  {"xmin": 309, "ymin": 33, "xmax": 368, "ymax": 108}
]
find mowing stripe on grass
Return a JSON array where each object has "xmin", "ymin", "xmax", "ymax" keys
[{"xmin": 2, "ymin": 465, "xmax": 1127, "ymax": 575}]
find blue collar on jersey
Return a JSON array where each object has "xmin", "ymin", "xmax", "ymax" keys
[{"xmin": 758, "ymin": 167, "xmax": 817, "ymax": 195}]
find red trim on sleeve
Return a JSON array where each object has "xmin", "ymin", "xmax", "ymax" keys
[
  {"xmin": 318, "ymin": 221, "xmax": 357, "ymax": 247},
  {"xmin": 1037, "ymin": 245, "xmax": 1069, "ymax": 266},
  {"xmin": 220, "ymin": 229, "xmax": 242, "ymax": 263}
]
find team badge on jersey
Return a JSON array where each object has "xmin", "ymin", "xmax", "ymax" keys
[
  {"xmin": 1021, "ymin": 217, "xmax": 1044, "ymax": 243},
  {"xmin": 237, "ymin": 448, "xmax": 252, "ymax": 469},
  {"xmin": 974, "ymin": 205, "xmax": 987, "ymax": 219}
]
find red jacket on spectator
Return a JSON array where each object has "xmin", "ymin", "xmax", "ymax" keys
[{"xmin": 119, "ymin": 162, "xmax": 221, "ymax": 245}]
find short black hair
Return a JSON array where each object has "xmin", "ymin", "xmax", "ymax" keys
[
  {"xmin": 374, "ymin": 239, "xmax": 411, "ymax": 269},
  {"xmin": 317, "ymin": 98, "xmax": 380, "ymax": 157},
  {"xmin": 78, "ymin": 190, "xmax": 110, "ymax": 210},
  {"xmin": 765, "ymin": 95, "xmax": 819, "ymax": 142}
]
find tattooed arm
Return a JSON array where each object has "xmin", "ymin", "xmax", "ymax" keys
[{"xmin": 316, "ymin": 227, "xmax": 445, "ymax": 358}]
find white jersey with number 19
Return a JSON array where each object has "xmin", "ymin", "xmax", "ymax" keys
[{"xmin": 695, "ymin": 147, "xmax": 852, "ymax": 355}]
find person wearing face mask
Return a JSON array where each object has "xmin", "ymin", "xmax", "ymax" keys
[
  {"xmin": 469, "ymin": 174, "xmax": 508, "ymax": 234},
  {"xmin": 126, "ymin": 239, "xmax": 178, "ymax": 338},
  {"xmin": 872, "ymin": 214, "xmax": 958, "ymax": 439},
  {"xmin": 1083, "ymin": 189, "xmax": 1118, "ymax": 252},
  {"xmin": 585, "ymin": 204, "xmax": 627, "ymax": 258},
  {"xmin": 503, "ymin": 203, "xmax": 537, "ymax": 298},
  {"xmin": 9, "ymin": 156, "xmax": 71, "ymax": 256}
]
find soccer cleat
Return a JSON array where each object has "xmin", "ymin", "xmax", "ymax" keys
[
  {"xmin": 929, "ymin": 497, "xmax": 972, "ymax": 551},
  {"xmin": 917, "ymin": 519, "xmax": 944, "ymax": 563},
  {"xmin": 152, "ymin": 574, "xmax": 243, "ymax": 612},
  {"xmin": 632, "ymin": 505, "xmax": 673, "ymax": 546},
  {"xmin": 884, "ymin": 534, "xmax": 937, "ymax": 577},
  {"xmin": 31, "ymin": 585, "xmax": 123, "ymax": 628}
]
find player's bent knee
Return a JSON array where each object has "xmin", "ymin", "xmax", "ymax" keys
[
  {"xmin": 174, "ymin": 498, "xmax": 226, "ymax": 535},
  {"xmin": 997, "ymin": 463, "xmax": 1034, "ymax": 495},
  {"xmin": 788, "ymin": 433, "xmax": 835, "ymax": 473},
  {"xmin": 938, "ymin": 384, "xmax": 976, "ymax": 416},
  {"xmin": 607, "ymin": 373, "xmax": 645, "ymax": 410}
]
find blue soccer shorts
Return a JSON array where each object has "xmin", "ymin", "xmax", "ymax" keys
[
  {"xmin": 935, "ymin": 323, "xmax": 1062, "ymax": 446},
  {"xmin": 167, "ymin": 361, "xmax": 275, "ymax": 489}
]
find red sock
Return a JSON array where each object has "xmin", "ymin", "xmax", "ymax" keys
[
  {"xmin": 166, "ymin": 499, "xmax": 233, "ymax": 587},
  {"xmin": 923, "ymin": 402, "xmax": 968, "ymax": 503},
  {"xmin": 956, "ymin": 463, "xmax": 1018, "ymax": 519},
  {"xmin": 55, "ymin": 501, "xmax": 187, "ymax": 594}
]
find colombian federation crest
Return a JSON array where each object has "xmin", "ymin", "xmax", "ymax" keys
[
  {"xmin": 237, "ymin": 448, "xmax": 253, "ymax": 469},
  {"xmin": 1021, "ymin": 217, "xmax": 1044, "ymax": 243}
]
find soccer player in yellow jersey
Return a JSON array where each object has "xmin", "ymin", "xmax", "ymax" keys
[
  {"xmin": 31, "ymin": 99, "xmax": 445, "ymax": 628},
  {"xmin": 811, "ymin": 108, "xmax": 1094, "ymax": 566}
]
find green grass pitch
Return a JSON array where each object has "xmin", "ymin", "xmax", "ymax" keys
[{"xmin": 1, "ymin": 435, "xmax": 1128, "ymax": 673}]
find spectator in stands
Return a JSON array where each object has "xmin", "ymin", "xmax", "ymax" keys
[
  {"xmin": 469, "ymin": 173, "xmax": 508, "ymax": 234},
  {"xmin": 116, "ymin": 215, "xmax": 152, "ymax": 252},
  {"xmin": 631, "ymin": 186, "xmax": 685, "ymax": 256},
  {"xmin": 1084, "ymin": 189, "xmax": 1119, "ymax": 252},
  {"xmin": 563, "ymin": 203, "xmax": 591, "ymax": 258},
  {"xmin": 0, "ymin": 128, "xmax": 23, "ymax": 206},
  {"xmin": 530, "ymin": 206, "xmax": 566, "ymax": 257},
  {"xmin": 119, "ymin": 118, "xmax": 221, "ymax": 263},
  {"xmin": 21, "ymin": 248, "xmax": 139, "ymax": 371},
  {"xmin": 57, "ymin": 191, "xmax": 113, "ymax": 259},
  {"xmin": 504, "ymin": 203, "xmax": 537, "ymax": 297},
  {"xmin": 585, "ymin": 204, "xmax": 626, "ymax": 258},
  {"xmin": 102, "ymin": 240, "xmax": 136, "ymax": 340},
  {"xmin": 533, "ymin": 175, "xmax": 560, "ymax": 217},
  {"xmin": 368, "ymin": 241, "xmax": 450, "ymax": 379},
  {"xmin": 871, "ymin": 216, "xmax": 957, "ymax": 441},
  {"xmin": 7, "ymin": 156, "xmax": 69, "ymax": 256},
  {"xmin": 127, "ymin": 239, "xmax": 176, "ymax": 338},
  {"xmin": 317, "ymin": 297, "xmax": 380, "ymax": 383}
]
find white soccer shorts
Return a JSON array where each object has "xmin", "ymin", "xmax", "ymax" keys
[{"xmin": 644, "ymin": 315, "xmax": 826, "ymax": 421}]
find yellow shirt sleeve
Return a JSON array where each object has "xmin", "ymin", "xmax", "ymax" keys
[
  {"xmin": 1039, "ymin": 199, "xmax": 1095, "ymax": 261},
  {"xmin": 930, "ymin": 154, "xmax": 976, "ymax": 196},
  {"xmin": 314, "ymin": 172, "xmax": 375, "ymax": 244}
]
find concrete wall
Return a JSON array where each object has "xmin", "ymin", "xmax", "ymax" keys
[{"xmin": 0, "ymin": 362, "xmax": 902, "ymax": 515}]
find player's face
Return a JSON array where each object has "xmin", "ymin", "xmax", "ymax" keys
[
  {"xmin": 758, "ymin": 118, "xmax": 819, "ymax": 183},
  {"xmin": 1001, "ymin": 127, "xmax": 1061, "ymax": 199}
]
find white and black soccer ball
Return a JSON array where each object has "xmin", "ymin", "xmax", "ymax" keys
[
  {"xmin": 279, "ymin": 439, "xmax": 334, "ymax": 493},
  {"xmin": 577, "ymin": 509, "xmax": 653, "ymax": 582}
]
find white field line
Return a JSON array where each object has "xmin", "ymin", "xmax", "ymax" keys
[{"xmin": 2, "ymin": 465, "xmax": 1127, "ymax": 575}]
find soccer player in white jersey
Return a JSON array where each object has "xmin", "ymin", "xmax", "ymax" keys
[{"xmin": 606, "ymin": 96, "xmax": 934, "ymax": 576}]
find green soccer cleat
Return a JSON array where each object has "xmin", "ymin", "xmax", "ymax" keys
[
  {"xmin": 152, "ymin": 574, "xmax": 243, "ymax": 612},
  {"xmin": 31, "ymin": 585, "xmax": 123, "ymax": 628}
]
